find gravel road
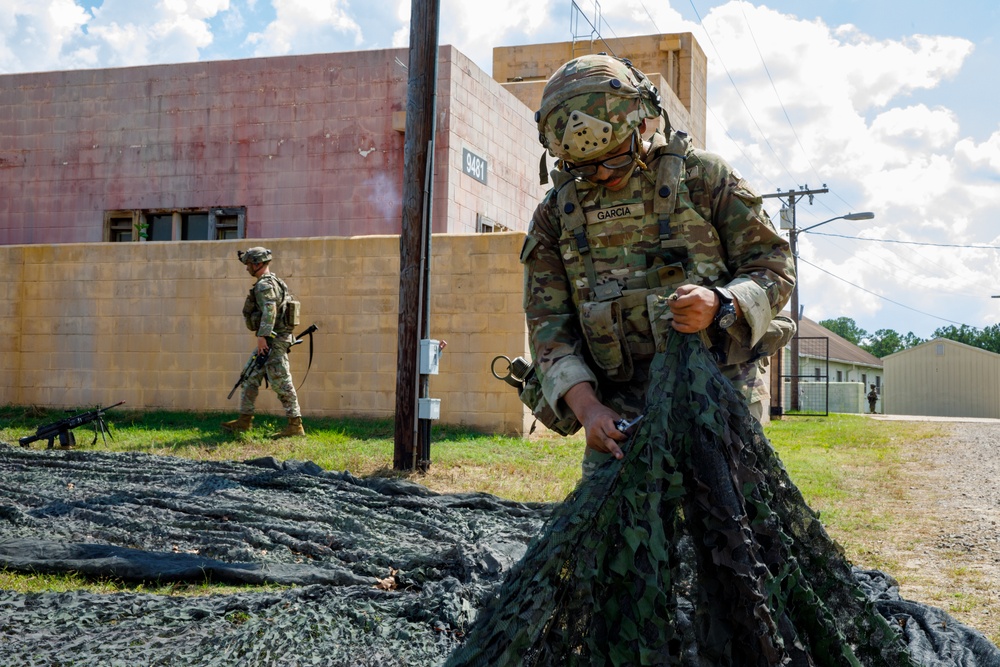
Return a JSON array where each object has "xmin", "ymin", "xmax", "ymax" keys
[{"xmin": 874, "ymin": 418, "xmax": 1000, "ymax": 640}]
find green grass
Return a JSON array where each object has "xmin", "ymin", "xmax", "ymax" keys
[
  {"xmin": 4, "ymin": 407, "xmax": 988, "ymax": 639},
  {"xmin": 764, "ymin": 414, "xmax": 940, "ymax": 534},
  {"xmin": 0, "ymin": 406, "xmax": 586, "ymax": 502}
]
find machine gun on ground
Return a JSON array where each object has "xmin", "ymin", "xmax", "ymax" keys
[{"xmin": 19, "ymin": 401, "xmax": 125, "ymax": 449}]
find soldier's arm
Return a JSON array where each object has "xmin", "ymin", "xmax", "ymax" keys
[
  {"xmin": 696, "ymin": 151, "xmax": 795, "ymax": 346},
  {"xmin": 522, "ymin": 198, "xmax": 598, "ymax": 420},
  {"xmin": 255, "ymin": 280, "xmax": 279, "ymax": 340}
]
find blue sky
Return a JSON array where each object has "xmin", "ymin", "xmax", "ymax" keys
[{"xmin": 2, "ymin": 0, "xmax": 998, "ymax": 340}]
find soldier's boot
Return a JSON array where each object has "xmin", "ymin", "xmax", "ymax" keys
[
  {"xmin": 221, "ymin": 414, "xmax": 254, "ymax": 433},
  {"xmin": 273, "ymin": 416, "xmax": 305, "ymax": 438}
]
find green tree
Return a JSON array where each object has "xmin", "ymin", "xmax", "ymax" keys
[
  {"xmin": 818, "ymin": 317, "xmax": 868, "ymax": 345},
  {"xmin": 859, "ymin": 329, "xmax": 924, "ymax": 358},
  {"xmin": 979, "ymin": 324, "xmax": 1000, "ymax": 354},
  {"xmin": 902, "ymin": 331, "xmax": 924, "ymax": 349},
  {"xmin": 933, "ymin": 324, "xmax": 1000, "ymax": 354}
]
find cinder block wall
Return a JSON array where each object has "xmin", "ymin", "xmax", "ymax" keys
[{"xmin": 0, "ymin": 234, "xmax": 531, "ymax": 435}]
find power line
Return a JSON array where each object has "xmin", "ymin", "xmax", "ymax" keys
[
  {"xmin": 808, "ymin": 231, "xmax": 1000, "ymax": 250},
  {"xmin": 798, "ymin": 257, "xmax": 968, "ymax": 326},
  {"xmin": 685, "ymin": 0, "xmax": 799, "ymax": 185},
  {"xmin": 735, "ymin": 0, "xmax": 825, "ymax": 186}
]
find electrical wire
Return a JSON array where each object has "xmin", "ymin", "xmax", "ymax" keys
[
  {"xmin": 585, "ymin": 1, "xmax": 980, "ymax": 319},
  {"xmin": 808, "ymin": 231, "xmax": 1000, "ymax": 250},
  {"xmin": 685, "ymin": 0, "xmax": 799, "ymax": 185},
  {"xmin": 735, "ymin": 0, "xmax": 825, "ymax": 187},
  {"xmin": 798, "ymin": 257, "xmax": 969, "ymax": 326}
]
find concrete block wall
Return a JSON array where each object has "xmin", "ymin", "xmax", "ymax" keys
[
  {"xmin": 0, "ymin": 233, "xmax": 531, "ymax": 434},
  {"xmin": 439, "ymin": 46, "xmax": 548, "ymax": 235}
]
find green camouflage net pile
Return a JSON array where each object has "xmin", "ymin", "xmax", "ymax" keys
[
  {"xmin": 0, "ymin": 334, "xmax": 998, "ymax": 666},
  {"xmin": 445, "ymin": 334, "xmax": 1000, "ymax": 667}
]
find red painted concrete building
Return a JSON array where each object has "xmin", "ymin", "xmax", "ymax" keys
[
  {"xmin": 0, "ymin": 45, "xmax": 545, "ymax": 245},
  {"xmin": 0, "ymin": 36, "xmax": 706, "ymax": 247}
]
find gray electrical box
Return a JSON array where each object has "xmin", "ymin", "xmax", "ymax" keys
[
  {"xmin": 419, "ymin": 339, "xmax": 441, "ymax": 374},
  {"xmin": 779, "ymin": 207, "xmax": 793, "ymax": 230},
  {"xmin": 418, "ymin": 397, "xmax": 441, "ymax": 420}
]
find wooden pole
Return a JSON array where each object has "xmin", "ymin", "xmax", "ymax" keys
[{"xmin": 394, "ymin": 0, "xmax": 440, "ymax": 470}]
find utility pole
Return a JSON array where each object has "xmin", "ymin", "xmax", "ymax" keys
[
  {"xmin": 394, "ymin": 0, "xmax": 440, "ymax": 471},
  {"xmin": 762, "ymin": 186, "xmax": 828, "ymax": 412}
]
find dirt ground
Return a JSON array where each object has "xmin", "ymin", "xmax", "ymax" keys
[{"xmin": 860, "ymin": 418, "xmax": 1000, "ymax": 643}]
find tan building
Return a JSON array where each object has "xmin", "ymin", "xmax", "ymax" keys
[
  {"xmin": 495, "ymin": 33, "xmax": 708, "ymax": 150},
  {"xmin": 883, "ymin": 337, "xmax": 1000, "ymax": 418}
]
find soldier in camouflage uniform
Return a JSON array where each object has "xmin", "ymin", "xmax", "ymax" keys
[
  {"xmin": 221, "ymin": 247, "xmax": 305, "ymax": 438},
  {"xmin": 523, "ymin": 54, "xmax": 795, "ymax": 473}
]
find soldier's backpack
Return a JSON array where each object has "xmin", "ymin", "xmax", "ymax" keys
[{"xmin": 243, "ymin": 275, "xmax": 301, "ymax": 332}]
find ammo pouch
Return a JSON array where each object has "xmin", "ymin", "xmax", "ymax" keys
[
  {"xmin": 713, "ymin": 314, "xmax": 797, "ymax": 365},
  {"xmin": 243, "ymin": 289, "xmax": 261, "ymax": 332},
  {"xmin": 578, "ymin": 300, "xmax": 634, "ymax": 382},
  {"xmin": 282, "ymin": 298, "xmax": 301, "ymax": 328},
  {"xmin": 272, "ymin": 275, "xmax": 301, "ymax": 329}
]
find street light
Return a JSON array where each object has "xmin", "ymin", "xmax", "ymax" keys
[{"xmin": 787, "ymin": 211, "xmax": 875, "ymax": 411}]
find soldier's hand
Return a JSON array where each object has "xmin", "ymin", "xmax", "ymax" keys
[
  {"xmin": 669, "ymin": 284, "xmax": 717, "ymax": 333},
  {"xmin": 256, "ymin": 336, "xmax": 270, "ymax": 354},
  {"xmin": 564, "ymin": 382, "xmax": 625, "ymax": 459}
]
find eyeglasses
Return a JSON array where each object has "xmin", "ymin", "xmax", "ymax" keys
[{"xmin": 562, "ymin": 134, "xmax": 637, "ymax": 178}]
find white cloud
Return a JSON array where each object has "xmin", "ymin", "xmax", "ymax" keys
[
  {"xmin": 0, "ymin": 0, "xmax": 993, "ymax": 336},
  {"xmin": 0, "ymin": 0, "xmax": 234, "ymax": 72},
  {"xmin": 683, "ymin": 3, "xmax": 995, "ymax": 335},
  {"xmin": 0, "ymin": 0, "xmax": 91, "ymax": 72},
  {"xmin": 245, "ymin": 0, "xmax": 362, "ymax": 56},
  {"xmin": 956, "ymin": 129, "xmax": 1000, "ymax": 176}
]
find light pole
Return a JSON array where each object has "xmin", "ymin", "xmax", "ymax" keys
[{"xmin": 787, "ymin": 211, "xmax": 875, "ymax": 411}]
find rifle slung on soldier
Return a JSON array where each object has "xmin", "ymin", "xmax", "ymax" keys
[{"xmin": 227, "ymin": 323, "xmax": 318, "ymax": 400}]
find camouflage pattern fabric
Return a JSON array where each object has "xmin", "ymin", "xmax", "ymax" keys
[
  {"xmin": 239, "ymin": 337, "xmax": 300, "ymax": 417},
  {"xmin": 522, "ymin": 129, "xmax": 795, "ymax": 420},
  {"xmin": 244, "ymin": 273, "xmax": 295, "ymax": 338},
  {"xmin": 444, "ymin": 333, "xmax": 916, "ymax": 666},
  {"xmin": 536, "ymin": 55, "xmax": 660, "ymax": 163},
  {"xmin": 240, "ymin": 272, "xmax": 300, "ymax": 417}
]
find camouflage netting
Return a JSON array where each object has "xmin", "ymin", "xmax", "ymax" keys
[{"xmin": 1, "ymin": 335, "xmax": 998, "ymax": 666}]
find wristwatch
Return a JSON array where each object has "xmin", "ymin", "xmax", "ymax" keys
[{"xmin": 713, "ymin": 286, "xmax": 737, "ymax": 330}]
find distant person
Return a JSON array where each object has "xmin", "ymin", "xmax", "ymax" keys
[
  {"xmin": 867, "ymin": 384, "xmax": 879, "ymax": 414},
  {"xmin": 222, "ymin": 247, "xmax": 304, "ymax": 437}
]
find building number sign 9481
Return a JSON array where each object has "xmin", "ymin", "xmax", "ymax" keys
[{"xmin": 463, "ymin": 148, "xmax": 488, "ymax": 185}]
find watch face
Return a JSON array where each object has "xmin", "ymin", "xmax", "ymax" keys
[{"xmin": 717, "ymin": 304, "xmax": 737, "ymax": 329}]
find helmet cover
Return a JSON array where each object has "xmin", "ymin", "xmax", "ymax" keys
[
  {"xmin": 536, "ymin": 54, "xmax": 661, "ymax": 162},
  {"xmin": 238, "ymin": 247, "xmax": 272, "ymax": 265}
]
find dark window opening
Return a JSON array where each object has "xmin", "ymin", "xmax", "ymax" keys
[
  {"xmin": 148, "ymin": 214, "xmax": 173, "ymax": 241},
  {"xmin": 105, "ymin": 208, "xmax": 246, "ymax": 242},
  {"xmin": 109, "ymin": 217, "xmax": 132, "ymax": 242},
  {"xmin": 215, "ymin": 215, "xmax": 239, "ymax": 239}
]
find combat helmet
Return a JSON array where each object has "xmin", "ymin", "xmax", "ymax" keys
[
  {"xmin": 237, "ymin": 247, "xmax": 272, "ymax": 265},
  {"xmin": 535, "ymin": 54, "xmax": 663, "ymax": 164}
]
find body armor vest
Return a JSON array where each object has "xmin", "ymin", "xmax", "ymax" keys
[{"xmin": 547, "ymin": 130, "xmax": 730, "ymax": 382}]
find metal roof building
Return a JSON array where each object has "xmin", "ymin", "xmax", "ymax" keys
[{"xmin": 883, "ymin": 337, "xmax": 1000, "ymax": 418}]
